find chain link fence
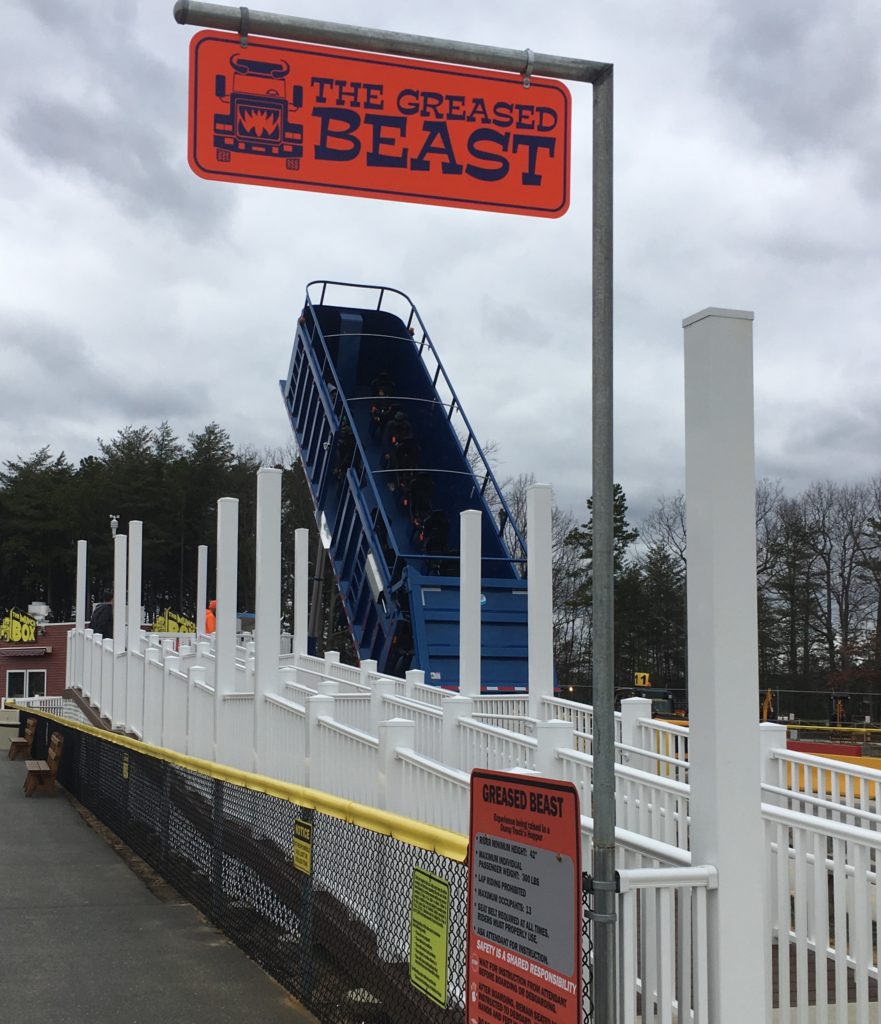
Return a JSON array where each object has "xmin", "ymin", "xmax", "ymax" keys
[{"xmin": 22, "ymin": 710, "xmax": 596, "ymax": 1023}]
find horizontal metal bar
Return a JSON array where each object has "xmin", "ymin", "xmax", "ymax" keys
[
  {"xmin": 617, "ymin": 865, "xmax": 719, "ymax": 893},
  {"xmin": 173, "ymin": 0, "xmax": 610, "ymax": 83}
]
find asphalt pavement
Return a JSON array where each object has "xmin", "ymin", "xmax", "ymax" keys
[{"xmin": 0, "ymin": 751, "xmax": 319, "ymax": 1024}]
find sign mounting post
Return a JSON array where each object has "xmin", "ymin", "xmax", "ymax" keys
[{"xmin": 173, "ymin": 4, "xmax": 616, "ymax": 1019}]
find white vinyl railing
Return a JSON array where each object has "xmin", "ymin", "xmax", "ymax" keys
[
  {"xmin": 763, "ymin": 802, "xmax": 881, "ymax": 1022},
  {"xmin": 68, "ymin": 626, "xmax": 881, "ymax": 1022},
  {"xmin": 766, "ymin": 746, "xmax": 881, "ymax": 824},
  {"xmin": 617, "ymin": 865, "xmax": 717, "ymax": 1024}
]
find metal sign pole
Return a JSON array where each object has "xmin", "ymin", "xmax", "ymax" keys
[{"xmin": 173, "ymin": 5, "xmax": 616, "ymax": 1019}]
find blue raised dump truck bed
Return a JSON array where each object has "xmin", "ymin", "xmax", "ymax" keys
[{"xmin": 280, "ymin": 282, "xmax": 530, "ymax": 691}]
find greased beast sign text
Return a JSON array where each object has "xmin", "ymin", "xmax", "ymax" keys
[{"xmin": 188, "ymin": 32, "xmax": 570, "ymax": 217}]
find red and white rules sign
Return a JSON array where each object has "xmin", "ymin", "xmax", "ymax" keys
[
  {"xmin": 467, "ymin": 770, "xmax": 582, "ymax": 1024},
  {"xmin": 187, "ymin": 32, "xmax": 570, "ymax": 217}
]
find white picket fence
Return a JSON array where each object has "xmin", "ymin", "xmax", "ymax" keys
[{"xmin": 62, "ymin": 626, "xmax": 881, "ymax": 1022}]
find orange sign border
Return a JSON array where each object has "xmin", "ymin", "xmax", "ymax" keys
[
  {"xmin": 467, "ymin": 769, "xmax": 582, "ymax": 1024},
  {"xmin": 188, "ymin": 31, "xmax": 571, "ymax": 217}
]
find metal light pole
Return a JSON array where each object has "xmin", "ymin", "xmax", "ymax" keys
[{"xmin": 173, "ymin": 5, "xmax": 617, "ymax": 1017}]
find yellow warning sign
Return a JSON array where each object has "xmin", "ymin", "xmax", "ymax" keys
[
  {"xmin": 409, "ymin": 867, "xmax": 450, "ymax": 1007},
  {"xmin": 293, "ymin": 818, "xmax": 312, "ymax": 875}
]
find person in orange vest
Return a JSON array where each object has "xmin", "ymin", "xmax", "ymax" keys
[{"xmin": 205, "ymin": 599, "xmax": 216, "ymax": 634}]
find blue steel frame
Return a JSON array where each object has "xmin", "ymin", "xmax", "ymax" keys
[{"xmin": 280, "ymin": 280, "xmax": 530, "ymax": 690}]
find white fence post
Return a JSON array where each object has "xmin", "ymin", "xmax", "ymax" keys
[
  {"xmin": 83, "ymin": 630, "xmax": 94, "ymax": 703},
  {"xmin": 442, "ymin": 695, "xmax": 474, "ymax": 769},
  {"xmin": 378, "ymin": 718, "xmax": 416, "ymax": 813},
  {"xmin": 370, "ymin": 678, "xmax": 395, "ymax": 734},
  {"xmin": 405, "ymin": 668, "xmax": 424, "ymax": 698},
  {"xmin": 187, "ymin": 665, "xmax": 206, "ymax": 756},
  {"xmin": 161, "ymin": 654, "xmax": 180, "ymax": 749},
  {"xmin": 214, "ymin": 496, "xmax": 238, "ymax": 762},
  {"xmin": 527, "ymin": 484, "xmax": 555, "ymax": 719},
  {"xmin": 534, "ymin": 720, "xmax": 574, "ymax": 779},
  {"xmin": 619, "ymin": 697, "xmax": 653, "ymax": 766},
  {"xmin": 360, "ymin": 658, "xmax": 378, "ymax": 688},
  {"xmin": 324, "ymin": 650, "xmax": 340, "ymax": 677},
  {"xmin": 74, "ymin": 539, "xmax": 87, "ymax": 690},
  {"xmin": 254, "ymin": 467, "xmax": 282, "ymax": 774},
  {"xmin": 196, "ymin": 544, "xmax": 208, "ymax": 638},
  {"xmin": 759, "ymin": 722, "xmax": 788, "ymax": 786},
  {"xmin": 684, "ymin": 306, "xmax": 766, "ymax": 1023},
  {"xmin": 305, "ymin": 693, "xmax": 334, "ymax": 790}
]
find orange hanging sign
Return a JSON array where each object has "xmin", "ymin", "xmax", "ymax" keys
[{"xmin": 188, "ymin": 32, "xmax": 571, "ymax": 218}]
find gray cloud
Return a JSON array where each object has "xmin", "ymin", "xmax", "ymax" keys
[{"xmin": 1, "ymin": 0, "xmax": 880, "ymax": 530}]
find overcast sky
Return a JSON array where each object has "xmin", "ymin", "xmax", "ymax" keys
[{"xmin": 2, "ymin": 0, "xmax": 880, "ymax": 526}]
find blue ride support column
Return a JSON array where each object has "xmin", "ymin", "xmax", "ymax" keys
[{"xmin": 683, "ymin": 307, "xmax": 767, "ymax": 1023}]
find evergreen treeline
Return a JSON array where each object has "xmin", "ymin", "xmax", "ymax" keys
[
  {"xmin": 526, "ymin": 474, "xmax": 881, "ymax": 719},
  {"xmin": 3, "ymin": 424, "xmax": 880, "ymax": 718},
  {"xmin": 0, "ymin": 423, "xmax": 351, "ymax": 654}
]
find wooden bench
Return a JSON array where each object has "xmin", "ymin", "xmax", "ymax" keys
[
  {"xmin": 8, "ymin": 716, "xmax": 37, "ymax": 761},
  {"xmin": 24, "ymin": 731, "xmax": 63, "ymax": 797}
]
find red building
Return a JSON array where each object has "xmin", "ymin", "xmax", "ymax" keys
[{"xmin": 0, "ymin": 621, "xmax": 71, "ymax": 701}]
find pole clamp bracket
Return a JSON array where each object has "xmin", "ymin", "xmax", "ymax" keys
[
  {"xmin": 522, "ymin": 48, "xmax": 535, "ymax": 88},
  {"xmin": 239, "ymin": 6, "xmax": 250, "ymax": 47},
  {"xmin": 585, "ymin": 873, "xmax": 621, "ymax": 893}
]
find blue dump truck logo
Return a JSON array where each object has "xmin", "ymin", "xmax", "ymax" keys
[{"xmin": 213, "ymin": 54, "xmax": 304, "ymax": 169}]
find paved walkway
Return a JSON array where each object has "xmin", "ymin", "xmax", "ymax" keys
[{"xmin": 0, "ymin": 753, "xmax": 318, "ymax": 1024}]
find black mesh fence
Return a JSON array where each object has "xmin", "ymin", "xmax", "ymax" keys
[{"xmin": 23, "ymin": 712, "xmax": 596, "ymax": 1023}]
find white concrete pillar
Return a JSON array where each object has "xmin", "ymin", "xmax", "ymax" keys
[
  {"xmin": 254, "ymin": 468, "xmax": 282, "ymax": 773},
  {"xmin": 214, "ymin": 497, "xmax": 238, "ymax": 760},
  {"xmin": 459, "ymin": 509, "xmax": 482, "ymax": 697},
  {"xmin": 683, "ymin": 307, "xmax": 766, "ymax": 1022},
  {"xmin": 294, "ymin": 527, "xmax": 309, "ymax": 655},
  {"xmin": 127, "ymin": 521, "xmax": 143, "ymax": 655},
  {"xmin": 110, "ymin": 533, "xmax": 128, "ymax": 728},
  {"xmin": 75, "ymin": 540, "xmax": 87, "ymax": 632},
  {"xmin": 527, "ymin": 484, "xmax": 555, "ymax": 717},
  {"xmin": 112, "ymin": 533, "xmax": 127, "ymax": 655},
  {"xmin": 197, "ymin": 544, "xmax": 208, "ymax": 637},
  {"xmin": 74, "ymin": 540, "xmax": 87, "ymax": 690}
]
